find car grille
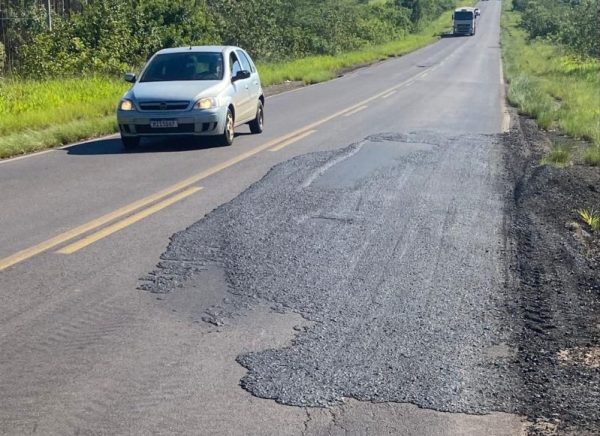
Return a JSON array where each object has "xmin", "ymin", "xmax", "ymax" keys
[
  {"xmin": 138, "ymin": 101, "xmax": 190, "ymax": 111},
  {"xmin": 135, "ymin": 124, "xmax": 195, "ymax": 134},
  {"xmin": 456, "ymin": 24, "xmax": 471, "ymax": 32}
]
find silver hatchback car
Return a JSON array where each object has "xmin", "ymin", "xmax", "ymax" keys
[{"xmin": 117, "ymin": 46, "xmax": 264, "ymax": 148}]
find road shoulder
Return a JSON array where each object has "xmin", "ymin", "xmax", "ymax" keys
[{"xmin": 503, "ymin": 110, "xmax": 600, "ymax": 434}]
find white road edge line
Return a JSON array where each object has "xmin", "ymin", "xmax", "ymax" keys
[{"xmin": 499, "ymin": 55, "xmax": 511, "ymax": 133}]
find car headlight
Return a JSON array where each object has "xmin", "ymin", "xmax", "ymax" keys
[
  {"xmin": 119, "ymin": 99, "xmax": 135, "ymax": 111},
  {"xmin": 195, "ymin": 97, "xmax": 218, "ymax": 110}
]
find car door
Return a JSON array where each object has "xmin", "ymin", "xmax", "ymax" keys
[
  {"xmin": 237, "ymin": 50, "xmax": 261, "ymax": 114},
  {"xmin": 229, "ymin": 52, "xmax": 252, "ymax": 123}
]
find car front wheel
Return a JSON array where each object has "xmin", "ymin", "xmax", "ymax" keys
[
  {"xmin": 249, "ymin": 101, "xmax": 264, "ymax": 134},
  {"xmin": 219, "ymin": 109, "xmax": 235, "ymax": 146}
]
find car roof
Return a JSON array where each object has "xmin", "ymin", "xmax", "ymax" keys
[
  {"xmin": 455, "ymin": 7, "xmax": 476, "ymax": 12},
  {"xmin": 155, "ymin": 46, "xmax": 241, "ymax": 55}
]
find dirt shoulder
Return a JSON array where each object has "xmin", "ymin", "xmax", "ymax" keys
[{"xmin": 503, "ymin": 113, "xmax": 600, "ymax": 434}]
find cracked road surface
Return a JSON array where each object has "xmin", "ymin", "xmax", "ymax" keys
[{"xmin": 0, "ymin": 2, "xmax": 534, "ymax": 435}]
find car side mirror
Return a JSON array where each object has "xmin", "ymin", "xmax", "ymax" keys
[
  {"xmin": 232, "ymin": 70, "xmax": 251, "ymax": 82},
  {"xmin": 124, "ymin": 73, "xmax": 137, "ymax": 83}
]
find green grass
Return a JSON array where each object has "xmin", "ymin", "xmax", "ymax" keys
[
  {"xmin": 0, "ymin": 78, "xmax": 128, "ymax": 158},
  {"xmin": 541, "ymin": 142, "xmax": 573, "ymax": 168},
  {"xmin": 0, "ymin": 116, "xmax": 118, "ymax": 159},
  {"xmin": 501, "ymin": 3, "xmax": 600, "ymax": 147},
  {"xmin": 578, "ymin": 208, "xmax": 600, "ymax": 232},
  {"xmin": 0, "ymin": 2, "xmax": 472, "ymax": 159},
  {"xmin": 584, "ymin": 146, "xmax": 600, "ymax": 166},
  {"xmin": 0, "ymin": 77, "xmax": 128, "ymax": 136}
]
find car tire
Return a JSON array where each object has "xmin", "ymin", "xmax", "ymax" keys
[
  {"xmin": 249, "ymin": 101, "xmax": 264, "ymax": 134},
  {"xmin": 218, "ymin": 109, "xmax": 235, "ymax": 146},
  {"xmin": 122, "ymin": 135, "xmax": 140, "ymax": 150}
]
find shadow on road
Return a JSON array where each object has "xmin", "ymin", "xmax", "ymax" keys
[
  {"xmin": 64, "ymin": 132, "xmax": 252, "ymax": 156},
  {"xmin": 440, "ymin": 33, "xmax": 463, "ymax": 38}
]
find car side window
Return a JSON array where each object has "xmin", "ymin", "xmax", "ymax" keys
[
  {"xmin": 236, "ymin": 50, "xmax": 253, "ymax": 73},
  {"xmin": 230, "ymin": 53, "xmax": 242, "ymax": 77},
  {"xmin": 247, "ymin": 53, "xmax": 258, "ymax": 73}
]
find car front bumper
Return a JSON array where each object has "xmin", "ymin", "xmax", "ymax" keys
[{"xmin": 117, "ymin": 106, "xmax": 227, "ymax": 137}]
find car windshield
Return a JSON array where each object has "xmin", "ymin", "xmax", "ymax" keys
[
  {"xmin": 140, "ymin": 52, "xmax": 224, "ymax": 82},
  {"xmin": 454, "ymin": 11, "xmax": 474, "ymax": 20}
]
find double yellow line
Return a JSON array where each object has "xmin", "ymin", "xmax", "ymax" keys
[
  {"xmin": 0, "ymin": 67, "xmax": 431, "ymax": 271},
  {"xmin": 57, "ymin": 187, "xmax": 202, "ymax": 254}
]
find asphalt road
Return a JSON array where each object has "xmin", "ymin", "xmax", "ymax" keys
[{"xmin": 0, "ymin": 2, "xmax": 527, "ymax": 435}]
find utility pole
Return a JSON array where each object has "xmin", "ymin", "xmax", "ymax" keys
[{"xmin": 46, "ymin": 0, "xmax": 52, "ymax": 31}]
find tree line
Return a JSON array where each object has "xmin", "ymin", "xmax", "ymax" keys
[
  {"xmin": 512, "ymin": 0, "xmax": 599, "ymax": 58},
  {"xmin": 0, "ymin": 0, "xmax": 455, "ymax": 78}
]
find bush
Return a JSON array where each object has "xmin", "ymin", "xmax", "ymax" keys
[
  {"xmin": 502, "ymin": 3, "xmax": 600, "ymax": 146},
  {"xmin": 6, "ymin": 0, "xmax": 458, "ymax": 77},
  {"xmin": 15, "ymin": 0, "xmax": 218, "ymax": 78},
  {"xmin": 520, "ymin": 1, "xmax": 564, "ymax": 40},
  {"xmin": 207, "ymin": 0, "xmax": 414, "ymax": 61},
  {"xmin": 398, "ymin": 0, "xmax": 455, "ymax": 30},
  {"xmin": 559, "ymin": 0, "xmax": 600, "ymax": 59},
  {"xmin": 514, "ymin": 0, "xmax": 599, "ymax": 58}
]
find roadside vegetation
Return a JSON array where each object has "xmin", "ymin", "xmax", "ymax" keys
[
  {"xmin": 502, "ymin": 0, "xmax": 599, "ymax": 264},
  {"xmin": 0, "ymin": 78, "xmax": 126, "ymax": 158},
  {"xmin": 578, "ymin": 208, "xmax": 600, "ymax": 232},
  {"xmin": 584, "ymin": 145, "xmax": 600, "ymax": 167},
  {"xmin": 501, "ymin": 0, "xmax": 600, "ymax": 155},
  {"xmin": 0, "ymin": 0, "xmax": 471, "ymax": 159},
  {"xmin": 258, "ymin": 10, "xmax": 466, "ymax": 86},
  {"xmin": 541, "ymin": 142, "xmax": 573, "ymax": 168}
]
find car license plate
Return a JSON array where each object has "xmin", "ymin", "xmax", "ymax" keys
[{"xmin": 150, "ymin": 120, "xmax": 178, "ymax": 128}]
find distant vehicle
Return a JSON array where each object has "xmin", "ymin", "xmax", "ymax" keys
[
  {"xmin": 453, "ymin": 7, "xmax": 477, "ymax": 36},
  {"xmin": 474, "ymin": 8, "xmax": 481, "ymax": 17},
  {"xmin": 117, "ymin": 46, "xmax": 264, "ymax": 148}
]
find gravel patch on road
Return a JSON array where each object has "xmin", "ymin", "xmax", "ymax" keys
[
  {"xmin": 143, "ymin": 125, "xmax": 599, "ymax": 433},
  {"xmin": 143, "ymin": 131, "xmax": 522, "ymax": 414}
]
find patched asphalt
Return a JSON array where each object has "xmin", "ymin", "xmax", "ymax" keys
[{"xmin": 143, "ymin": 131, "xmax": 523, "ymax": 413}]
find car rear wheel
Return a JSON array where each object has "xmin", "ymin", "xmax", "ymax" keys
[
  {"xmin": 121, "ymin": 135, "xmax": 140, "ymax": 150},
  {"xmin": 249, "ymin": 101, "xmax": 264, "ymax": 134},
  {"xmin": 219, "ymin": 109, "xmax": 235, "ymax": 146}
]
